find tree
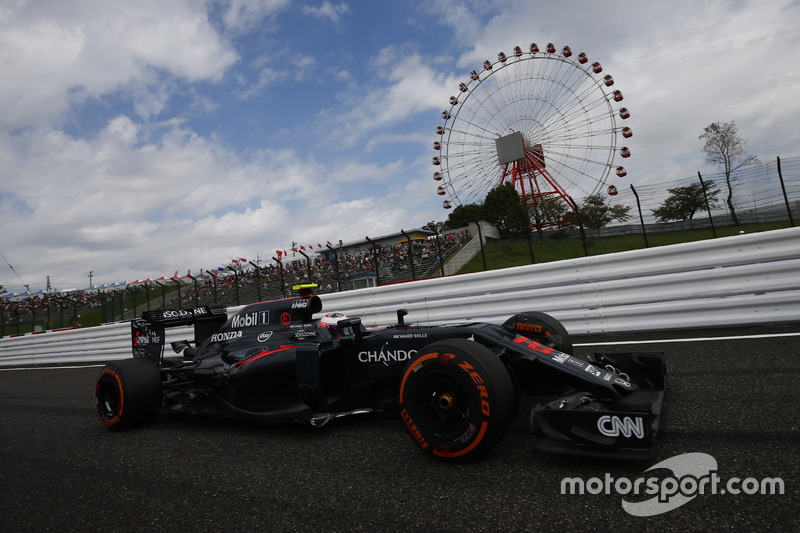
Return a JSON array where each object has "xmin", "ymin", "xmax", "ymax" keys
[
  {"xmin": 423, "ymin": 220, "xmax": 444, "ymax": 234},
  {"xmin": 652, "ymin": 180, "xmax": 721, "ymax": 222},
  {"xmin": 699, "ymin": 121, "xmax": 760, "ymax": 225},
  {"xmin": 443, "ymin": 203, "xmax": 485, "ymax": 230},
  {"xmin": 578, "ymin": 194, "xmax": 632, "ymax": 232},
  {"xmin": 531, "ymin": 195, "xmax": 571, "ymax": 232},
  {"xmin": 483, "ymin": 183, "xmax": 526, "ymax": 234}
]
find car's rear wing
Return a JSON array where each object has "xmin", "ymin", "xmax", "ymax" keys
[{"xmin": 131, "ymin": 306, "xmax": 228, "ymax": 362}]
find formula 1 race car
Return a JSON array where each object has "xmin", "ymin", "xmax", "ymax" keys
[{"xmin": 95, "ymin": 285, "xmax": 666, "ymax": 461}]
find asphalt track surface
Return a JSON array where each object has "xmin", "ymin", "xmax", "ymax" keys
[{"xmin": 1, "ymin": 325, "xmax": 798, "ymax": 532}]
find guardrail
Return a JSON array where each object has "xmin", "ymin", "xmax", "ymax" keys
[
  {"xmin": 2, "ymin": 227, "xmax": 799, "ymax": 367},
  {"xmin": 320, "ymin": 226, "xmax": 800, "ymax": 333},
  {"xmin": 0, "ymin": 322, "xmax": 194, "ymax": 367}
]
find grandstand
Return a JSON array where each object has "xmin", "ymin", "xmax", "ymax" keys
[{"xmin": 1, "ymin": 223, "xmax": 486, "ymax": 336}]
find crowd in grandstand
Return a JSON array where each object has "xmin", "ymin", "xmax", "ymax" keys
[
  {"xmin": 2, "ymin": 230, "xmax": 472, "ymax": 332},
  {"xmin": 177, "ymin": 233, "xmax": 469, "ymax": 306},
  {"xmin": 0, "ymin": 290, "xmax": 112, "ymax": 332}
]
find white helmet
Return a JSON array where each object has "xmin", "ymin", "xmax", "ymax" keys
[{"xmin": 318, "ymin": 312, "xmax": 348, "ymax": 334}]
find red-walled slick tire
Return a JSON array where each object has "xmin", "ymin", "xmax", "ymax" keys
[
  {"xmin": 398, "ymin": 339, "xmax": 515, "ymax": 461},
  {"xmin": 502, "ymin": 311, "xmax": 573, "ymax": 355},
  {"xmin": 95, "ymin": 358, "xmax": 162, "ymax": 431}
]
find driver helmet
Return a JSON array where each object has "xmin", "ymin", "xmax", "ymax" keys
[{"xmin": 318, "ymin": 312, "xmax": 348, "ymax": 335}]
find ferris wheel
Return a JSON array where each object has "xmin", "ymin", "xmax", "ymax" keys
[{"xmin": 433, "ymin": 42, "xmax": 632, "ymax": 212}]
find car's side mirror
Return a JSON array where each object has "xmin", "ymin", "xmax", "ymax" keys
[
  {"xmin": 337, "ymin": 317, "xmax": 364, "ymax": 343},
  {"xmin": 396, "ymin": 309, "xmax": 408, "ymax": 326}
]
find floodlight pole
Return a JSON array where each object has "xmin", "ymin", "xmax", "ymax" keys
[
  {"xmin": 426, "ymin": 222, "xmax": 445, "ymax": 277},
  {"xmin": 171, "ymin": 278, "xmax": 182, "ymax": 310},
  {"xmin": 470, "ymin": 219, "xmax": 487, "ymax": 270},
  {"xmin": 204, "ymin": 270, "xmax": 218, "ymax": 305},
  {"xmin": 400, "ymin": 229, "xmax": 417, "ymax": 280},
  {"xmin": 296, "ymin": 249, "xmax": 312, "ymax": 281},
  {"xmin": 155, "ymin": 280, "xmax": 166, "ymax": 309},
  {"xmin": 249, "ymin": 261, "xmax": 262, "ymax": 301},
  {"xmin": 567, "ymin": 196, "xmax": 588, "ymax": 256},
  {"xmin": 187, "ymin": 274, "xmax": 199, "ymax": 307},
  {"xmin": 326, "ymin": 245, "xmax": 342, "ymax": 291},
  {"xmin": 777, "ymin": 156, "xmax": 795, "ymax": 227},
  {"xmin": 630, "ymin": 184, "xmax": 649, "ymax": 247},
  {"xmin": 365, "ymin": 236, "xmax": 381, "ymax": 287},
  {"xmin": 232, "ymin": 268, "xmax": 240, "ymax": 305},
  {"xmin": 272, "ymin": 257, "xmax": 287, "ymax": 298},
  {"xmin": 144, "ymin": 281, "xmax": 151, "ymax": 311},
  {"xmin": 697, "ymin": 172, "xmax": 717, "ymax": 238}
]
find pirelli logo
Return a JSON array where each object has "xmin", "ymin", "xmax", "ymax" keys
[{"xmin": 516, "ymin": 322, "xmax": 543, "ymax": 334}]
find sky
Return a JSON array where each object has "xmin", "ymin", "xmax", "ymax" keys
[{"xmin": 1, "ymin": 0, "xmax": 799, "ymax": 293}]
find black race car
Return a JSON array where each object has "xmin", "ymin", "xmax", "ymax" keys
[{"xmin": 96, "ymin": 285, "xmax": 665, "ymax": 461}]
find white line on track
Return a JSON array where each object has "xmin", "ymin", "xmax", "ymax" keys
[
  {"xmin": 0, "ymin": 363, "xmax": 106, "ymax": 372},
  {"xmin": 575, "ymin": 331, "xmax": 800, "ymax": 346}
]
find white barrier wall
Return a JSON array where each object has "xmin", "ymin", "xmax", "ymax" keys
[
  {"xmin": 319, "ymin": 226, "xmax": 800, "ymax": 332},
  {"xmin": 2, "ymin": 227, "xmax": 800, "ymax": 367}
]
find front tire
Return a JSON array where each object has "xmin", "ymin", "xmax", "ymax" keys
[
  {"xmin": 398, "ymin": 339, "xmax": 515, "ymax": 461},
  {"xmin": 502, "ymin": 311, "xmax": 572, "ymax": 354},
  {"xmin": 95, "ymin": 358, "xmax": 162, "ymax": 431}
]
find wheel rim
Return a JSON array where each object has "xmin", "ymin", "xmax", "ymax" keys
[
  {"xmin": 411, "ymin": 372, "xmax": 472, "ymax": 439},
  {"xmin": 97, "ymin": 378, "xmax": 121, "ymax": 419}
]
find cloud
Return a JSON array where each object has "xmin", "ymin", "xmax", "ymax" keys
[
  {"xmin": 317, "ymin": 45, "xmax": 461, "ymax": 148},
  {"xmin": 220, "ymin": 0, "xmax": 291, "ymax": 34},
  {"xmin": 2, "ymin": 0, "xmax": 799, "ymax": 292},
  {"xmin": 0, "ymin": 0, "xmax": 239, "ymax": 129},
  {"xmin": 0, "ymin": 109, "xmax": 433, "ymax": 288},
  {"xmin": 237, "ymin": 66, "xmax": 291, "ymax": 99},
  {"xmin": 418, "ymin": 0, "xmax": 487, "ymax": 49},
  {"xmin": 302, "ymin": 2, "xmax": 351, "ymax": 24}
]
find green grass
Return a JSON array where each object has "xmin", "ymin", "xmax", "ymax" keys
[{"xmin": 457, "ymin": 221, "xmax": 793, "ymax": 273}]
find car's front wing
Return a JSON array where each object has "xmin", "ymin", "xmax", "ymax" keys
[{"xmin": 530, "ymin": 352, "xmax": 666, "ymax": 460}]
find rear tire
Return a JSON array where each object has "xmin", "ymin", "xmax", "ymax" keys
[
  {"xmin": 502, "ymin": 311, "xmax": 572, "ymax": 354},
  {"xmin": 398, "ymin": 339, "xmax": 515, "ymax": 461},
  {"xmin": 95, "ymin": 358, "xmax": 162, "ymax": 431}
]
